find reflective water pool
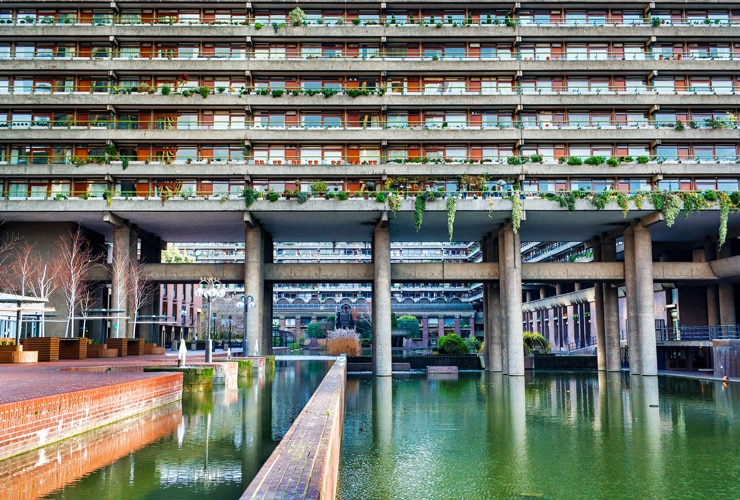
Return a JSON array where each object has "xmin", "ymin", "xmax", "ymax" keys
[
  {"xmin": 1, "ymin": 360, "xmax": 333, "ymax": 499},
  {"xmin": 339, "ymin": 372, "xmax": 740, "ymax": 499}
]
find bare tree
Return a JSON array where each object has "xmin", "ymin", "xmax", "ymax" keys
[
  {"xmin": 0, "ymin": 233, "xmax": 20, "ymax": 293},
  {"xmin": 128, "ymin": 258, "xmax": 157, "ymax": 338},
  {"xmin": 29, "ymin": 257, "xmax": 59, "ymax": 338},
  {"xmin": 54, "ymin": 228, "xmax": 99, "ymax": 337},
  {"xmin": 7, "ymin": 241, "xmax": 36, "ymax": 296},
  {"xmin": 109, "ymin": 251, "xmax": 130, "ymax": 338}
]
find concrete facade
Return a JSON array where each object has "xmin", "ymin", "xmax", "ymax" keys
[{"xmin": 2, "ymin": 1, "xmax": 740, "ymax": 375}]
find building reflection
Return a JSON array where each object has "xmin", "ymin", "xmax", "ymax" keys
[{"xmin": 1, "ymin": 402, "xmax": 181, "ymax": 500}]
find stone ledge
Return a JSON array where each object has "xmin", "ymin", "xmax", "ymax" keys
[{"xmin": 242, "ymin": 356, "xmax": 346, "ymax": 499}]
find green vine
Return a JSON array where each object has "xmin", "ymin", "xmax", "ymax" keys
[
  {"xmin": 679, "ymin": 191, "xmax": 707, "ymax": 218},
  {"xmin": 615, "ymin": 192, "xmax": 629, "ymax": 217},
  {"xmin": 663, "ymin": 193, "xmax": 682, "ymax": 227},
  {"xmin": 634, "ymin": 192, "xmax": 644, "ymax": 210},
  {"xmin": 510, "ymin": 195, "xmax": 522, "ymax": 234},
  {"xmin": 241, "ymin": 187, "xmax": 259, "ymax": 208},
  {"xmin": 590, "ymin": 192, "xmax": 610, "ymax": 210},
  {"xmin": 414, "ymin": 195, "xmax": 426, "ymax": 232},
  {"xmin": 387, "ymin": 193, "xmax": 402, "ymax": 217},
  {"xmin": 719, "ymin": 193, "xmax": 731, "ymax": 247},
  {"xmin": 446, "ymin": 197, "xmax": 457, "ymax": 241}
]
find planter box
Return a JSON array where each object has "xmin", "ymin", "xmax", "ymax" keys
[
  {"xmin": 0, "ymin": 349, "xmax": 38, "ymax": 364},
  {"xmin": 59, "ymin": 338, "xmax": 88, "ymax": 359},
  {"xmin": 106, "ymin": 338, "xmax": 128, "ymax": 357},
  {"xmin": 22, "ymin": 337, "xmax": 60, "ymax": 361},
  {"xmin": 0, "ymin": 344, "xmax": 22, "ymax": 352},
  {"xmin": 87, "ymin": 344, "xmax": 118, "ymax": 358},
  {"xmin": 142, "ymin": 343, "xmax": 165, "ymax": 355},
  {"xmin": 127, "ymin": 338, "xmax": 145, "ymax": 355}
]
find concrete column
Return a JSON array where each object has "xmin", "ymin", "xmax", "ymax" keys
[
  {"xmin": 717, "ymin": 245, "xmax": 736, "ymax": 326},
  {"xmin": 501, "ymin": 224, "xmax": 524, "ymax": 376},
  {"xmin": 634, "ymin": 224, "xmax": 657, "ymax": 376},
  {"xmin": 482, "ymin": 234, "xmax": 503, "ymax": 372},
  {"xmin": 699, "ymin": 245, "xmax": 720, "ymax": 325},
  {"xmin": 111, "ymin": 224, "xmax": 137, "ymax": 339},
  {"xmin": 373, "ymin": 222, "xmax": 392, "ymax": 377},
  {"xmin": 421, "ymin": 317, "xmax": 429, "ymax": 347},
  {"xmin": 623, "ymin": 227, "xmax": 641, "ymax": 374},
  {"xmin": 593, "ymin": 241, "xmax": 607, "ymax": 371},
  {"xmin": 498, "ymin": 232, "xmax": 509, "ymax": 374},
  {"xmin": 601, "ymin": 238, "xmax": 621, "ymax": 371},
  {"xmin": 245, "ymin": 224, "xmax": 265, "ymax": 356}
]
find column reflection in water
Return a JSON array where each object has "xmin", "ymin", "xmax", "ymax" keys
[{"xmin": 629, "ymin": 375, "xmax": 663, "ymax": 498}]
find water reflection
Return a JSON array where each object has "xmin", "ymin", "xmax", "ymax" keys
[
  {"xmin": 339, "ymin": 373, "xmax": 740, "ymax": 500},
  {"xmin": 6, "ymin": 360, "xmax": 333, "ymax": 500}
]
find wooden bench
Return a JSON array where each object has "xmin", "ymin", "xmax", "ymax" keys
[
  {"xmin": 22, "ymin": 337, "xmax": 60, "ymax": 362},
  {"xmin": 142, "ymin": 343, "xmax": 165, "ymax": 355},
  {"xmin": 59, "ymin": 338, "xmax": 88, "ymax": 359}
]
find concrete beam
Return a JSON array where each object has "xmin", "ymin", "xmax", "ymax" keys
[
  {"xmin": 709, "ymin": 254, "xmax": 740, "ymax": 280},
  {"xmin": 117, "ymin": 260, "xmax": 720, "ymax": 284},
  {"xmin": 521, "ymin": 262, "xmax": 624, "ymax": 282}
]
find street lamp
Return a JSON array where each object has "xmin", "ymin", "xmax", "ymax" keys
[
  {"xmin": 228, "ymin": 315, "xmax": 233, "ymax": 346},
  {"xmin": 237, "ymin": 294, "xmax": 256, "ymax": 356},
  {"xmin": 195, "ymin": 277, "xmax": 226, "ymax": 363},
  {"xmin": 180, "ymin": 305, "xmax": 187, "ymax": 341}
]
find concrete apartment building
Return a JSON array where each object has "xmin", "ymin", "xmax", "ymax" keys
[{"xmin": 1, "ymin": 1, "xmax": 740, "ymax": 376}]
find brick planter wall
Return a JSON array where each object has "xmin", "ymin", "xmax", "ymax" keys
[
  {"xmin": 106, "ymin": 338, "xmax": 128, "ymax": 357},
  {"xmin": 0, "ymin": 372, "xmax": 183, "ymax": 461},
  {"xmin": 21, "ymin": 337, "xmax": 60, "ymax": 362}
]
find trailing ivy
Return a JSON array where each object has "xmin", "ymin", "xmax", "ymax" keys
[
  {"xmin": 446, "ymin": 197, "xmax": 457, "ymax": 241},
  {"xmin": 615, "ymin": 192, "xmax": 629, "ymax": 217},
  {"xmin": 634, "ymin": 192, "xmax": 644, "ymax": 210},
  {"xmin": 511, "ymin": 195, "xmax": 522, "ymax": 234},
  {"xmin": 719, "ymin": 193, "xmax": 731, "ymax": 247},
  {"xmin": 663, "ymin": 193, "xmax": 682, "ymax": 227},
  {"xmin": 680, "ymin": 191, "xmax": 707, "ymax": 218},
  {"xmin": 387, "ymin": 193, "xmax": 402, "ymax": 217},
  {"xmin": 414, "ymin": 195, "xmax": 426, "ymax": 232},
  {"xmin": 590, "ymin": 192, "xmax": 611, "ymax": 210},
  {"xmin": 242, "ymin": 187, "xmax": 258, "ymax": 208}
]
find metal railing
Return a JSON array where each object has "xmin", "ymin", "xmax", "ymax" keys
[{"xmin": 656, "ymin": 324, "xmax": 740, "ymax": 342}]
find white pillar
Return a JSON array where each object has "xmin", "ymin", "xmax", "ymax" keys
[{"xmin": 501, "ymin": 224, "xmax": 524, "ymax": 376}]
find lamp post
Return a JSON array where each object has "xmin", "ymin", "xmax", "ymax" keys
[
  {"xmin": 228, "ymin": 315, "xmax": 233, "ymax": 346},
  {"xmin": 237, "ymin": 294, "xmax": 256, "ymax": 356},
  {"xmin": 180, "ymin": 305, "xmax": 187, "ymax": 341},
  {"xmin": 195, "ymin": 277, "xmax": 226, "ymax": 363}
]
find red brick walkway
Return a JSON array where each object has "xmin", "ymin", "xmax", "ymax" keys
[{"xmin": 0, "ymin": 352, "xmax": 188, "ymax": 405}]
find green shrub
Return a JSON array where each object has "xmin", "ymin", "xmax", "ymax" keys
[
  {"xmin": 584, "ymin": 155, "xmax": 605, "ymax": 166},
  {"xmin": 567, "ymin": 157, "xmax": 583, "ymax": 165},
  {"xmin": 266, "ymin": 191, "xmax": 279, "ymax": 202},
  {"xmin": 306, "ymin": 321, "xmax": 325, "ymax": 338},
  {"xmin": 438, "ymin": 333, "xmax": 470, "ymax": 355},
  {"xmin": 523, "ymin": 331, "xmax": 551, "ymax": 354},
  {"xmin": 637, "ymin": 155, "xmax": 650, "ymax": 164},
  {"xmin": 397, "ymin": 315, "xmax": 420, "ymax": 338}
]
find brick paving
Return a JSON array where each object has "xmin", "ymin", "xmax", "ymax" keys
[{"xmin": 0, "ymin": 351, "xmax": 193, "ymax": 405}]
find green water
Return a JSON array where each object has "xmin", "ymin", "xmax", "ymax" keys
[
  {"xmin": 38, "ymin": 360, "xmax": 332, "ymax": 499},
  {"xmin": 339, "ymin": 372, "xmax": 740, "ymax": 500}
]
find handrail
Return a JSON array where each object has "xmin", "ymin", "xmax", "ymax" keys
[
  {"xmin": 4, "ymin": 51, "xmax": 740, "ymax": 62},
  {"xmin": 3, "ymin": 14, "xmax": 738, "ymax": 28}
]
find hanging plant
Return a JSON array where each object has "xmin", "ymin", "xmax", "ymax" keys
[
  {"xmin": 718, "ymin": 193, "xmax": 731, "ymax": 247},
  {"xmin": 615, "ymin": 192, "xmax": 629, "ymax": 217},
  {"xmin": 663, "ymin": 193, "xmax": 682, "ymax": 227},
  {"xmin": 446, "ymin": 197, "xmax": 457, "ymax": 241},
  {"xmin": 387, "ymin": 193, "xmax": 402, "ymax": 217},
  {"xmin": 242, "ymin": 187, "xmax": 259, "ymax": 208},
  {"xmin": 414, "ymin": 195, "xmax": 426, "ymax": 231},
  {"xmin": 634, "ymin": 192, "xmax": 644, "ymax": 210},
  {"xmin": 511, "ymin": 194, "xmax": 522, "ymax": 234}
]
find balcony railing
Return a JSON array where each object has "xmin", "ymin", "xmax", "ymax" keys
[{"xmin": 656, "ymin": 324, "xmax": 740, "ymax": 342}]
